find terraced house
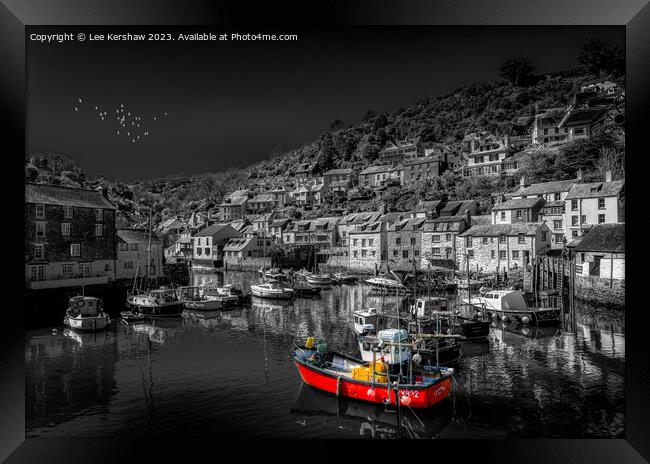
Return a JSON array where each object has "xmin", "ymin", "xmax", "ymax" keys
[
  {"xmin": 385, "ymin": 217, "xmax": 426, "ymax": 270},
  {"xmin": 116, "ymin": 228, "xmax": 163, "ymax": 280},
  {"xmin": 491, "ymin": 197, "xmax": 545, "ymax": 224},
  {"xmin": 191, "ymin": 223, "xmax": 241, "ymax": 268},
  {"xmin": 420, "ymin": 213, "xmax": 470, "ymax": 268},
  {"xmin": 378, "ymin": 137, "xmax": 426, "ymax": 164},
  {"xmin": 347, "ymin": 221, "xmax": 387, "ymax": 272},
  {"xmin": 564, "ymin": 172, "xmax": 624, "ymax": 242},
  {"xmin": 359, "ymin": 165, "xmax": 401, "ymax": 188},
  {"xmin": 463, "ymin": 133, "xmax": 517, "ymax": 177},
  {"xmin": 25, "ymin": 182, "xmax": 117, "ymax": 289},
  {"xmin": 402, "ymin": 153, "xmax": 448, "ymax": 187}
]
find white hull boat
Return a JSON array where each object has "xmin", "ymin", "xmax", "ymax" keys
[
  {"xmin": 64, "ymin": 296, "xmax": 111, "ymax": 332},
  {"xmin": 250, "ymin": 283, "xmax": 294, "ymax": 299}
]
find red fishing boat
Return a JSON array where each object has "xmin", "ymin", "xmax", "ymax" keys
[{"xmin": 291, "ymin": 336, "xmax": 454, "ymax": 409}]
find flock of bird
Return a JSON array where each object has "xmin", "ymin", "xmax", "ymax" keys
[{"xmin": 73, "ymin": 97, "xmax": 168, "ymax": 144}]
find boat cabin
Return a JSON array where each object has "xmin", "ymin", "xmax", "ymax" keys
[
  {"xmin": 177, "ymin": 286, "xmax": 201, "ymax": 301},
  {"xmin": 68, "ymin": 296, "xmax": 101, "ymax": 317},
  {"xmin": 357, "ymin": 328, "xmax": 411, "ymax": 365},
  {"xmin": 352, "ymin": 308, "xmax": 379, "ymax": 334},
  {"xmin": 149, "ymin": 287, "xmax": 180, "ymax": 303},
  {"xmin": 412, "ymin": 297, "xmax": 448, "ymax": 319}
]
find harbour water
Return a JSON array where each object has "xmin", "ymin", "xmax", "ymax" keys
[{"xmin": 25, "ymin": 271, "xmax": 625, "ymax": 439}]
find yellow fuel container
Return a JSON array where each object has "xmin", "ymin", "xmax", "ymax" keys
[{"xmin": 305, "ymin": 337, "xmax": 315, "ymax": 349}]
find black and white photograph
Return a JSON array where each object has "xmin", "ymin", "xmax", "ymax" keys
[{"xmin": 3, "ymin": 1, "xmax": 647, "ymax": 459}]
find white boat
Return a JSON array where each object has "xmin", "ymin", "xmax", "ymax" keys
[
  {"xmin": 176, "ymin": 286, "xmax": 222, "ymax": 311},
  {"xmin": 129, "ymin": 286, "xmax": 185, "ymax": 317},
  {"xmin": 64, "ymin": 296, "xmax": 111, "ymax": 332},
  {"xmin": 202, "ymin": 284, "xmax": 245, "ymax": 306},
  {"xmin": 364, "ymin": 276, "xmax": 408, "ymax": 291},
  {"xmin": 350, "ymin": 308, "xmax": 380, "ymax": 335},
  {"xmin": 306, "ymin": 274, "xmax": 333, "ymax": 286},
  {"xmin": 250, "ymin": 283, "xmax": 294, "ymax": 299},
  {"xmin": 333, "ymin": 272, "xmax": 358, "ymax": 284},
  {"xmin": 356, "ymin": 329, "xmax": 412, "ymax": 366},
  {"xmin": 462, "ymin": 289, "xmax": 561, "ymax": 325}
]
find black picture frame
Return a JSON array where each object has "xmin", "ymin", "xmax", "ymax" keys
[{"xmin": 1, "ymin": 1, "xmax": 647, "ymax": 462}]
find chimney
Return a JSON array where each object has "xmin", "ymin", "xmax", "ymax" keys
[
  {"xmin": 605, "ymin": 170, "xmax": 612, "ymax": 182},
  {"xmin": 96, "ymin": 185, "xmax": 109, "ymax": 200},
  {"xmin": 576, "ymin": 169, "xmax": 583, "ymax": 181}
]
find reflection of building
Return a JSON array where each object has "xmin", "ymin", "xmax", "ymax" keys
[{"xmin": 116, "ymin": 229, "xmax": 163, "ymax": 279}]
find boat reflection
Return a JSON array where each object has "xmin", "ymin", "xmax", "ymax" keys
[
  {"xmin": 291, "ymin": 383, "xmax": 451, "ymax": 439},
  {"xmin": 126, "ymin": 318, "xmax": 184, "ymax": 345},
  {"xmin": 491, "ymin": 321, "xmax": 561, "ymax": 346},
  {"xmin": 63, "ymin": 328, "xmax": 110, "ymax": 347}
]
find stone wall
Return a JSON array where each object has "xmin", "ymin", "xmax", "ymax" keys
[
  {"xmin": 223, "ymin": 256, "xmax": 273, "ymax": 271},
  {"xmin": 575, "ymin": 274, "xmax": 625, "ymax": 307}
]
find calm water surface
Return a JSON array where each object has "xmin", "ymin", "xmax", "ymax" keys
[{"xmin": 25, "ymin": 271, "xmax": 625, "ymax": 439}]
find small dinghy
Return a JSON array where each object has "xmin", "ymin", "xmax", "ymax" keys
[
  {"xmin": 306, "ymin": 274, "xmax": 333, "ymax": 286},
  {"xmin": 64, "ymin": 296, "xmax": 111, "ymax": 332},
  {"xmin": 250, "ymin": 283, "xmax": 294, "ymax": 299}
]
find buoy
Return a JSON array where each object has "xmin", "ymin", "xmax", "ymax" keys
[
  {"xmin": 400, "ymin": 395, "xmax": 412, "ymax": 406},
  {"xmin": 521, "ymin": 316, "xmax": 530, "ymax": 325},
  {"xmin": 52, "ymin": 328, "xmax": 57, "ymax": 334},
  {"xmin": 367, "ymin": 388, "xmax": 376, "ymax": 398},
  {"xmin": 501, "ymin": 315, "xmax": 509, "ymax": 322},
  {"xmin": 491, "ymin": 312, "xmax": 498, "ymax": 319},
  {"xmin": 412, "ymin": 353, "xmax": 422, "ymax": 365}
]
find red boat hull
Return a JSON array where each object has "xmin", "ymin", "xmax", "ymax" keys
[{"xmin": 294, "ymin": 360, "xmax": 451, "ymax": 409}]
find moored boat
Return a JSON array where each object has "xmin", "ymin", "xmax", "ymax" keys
[
  {"xmin": 250, "ymin": 282, "xmax": 294, "ymax": 299},
  {"xmin": 177, "ymin": 285, "xmax": 222, "ymax": 311},
  {"xmin": 350, "ymin": 308, "xmax": 381, "ymax": 336},
  {"xmin": 333, "ymin": 273, "xmax": 358, "ymax": 285},
  {"xmin": 364, "ymin": 275, "xmax": 408, "ymax": 292},
  {"xmin": 292, "ymin": 281, "xmax": 322, "ymax": 297},
  {"xmin": 64, "ymin": 296, "xmax": 111, "ymax": 332},
  {"xmin": 291, "ymin": 336, "xmax": 454, "ymax": 409},
  {"xmin": 201, "ymin": 283, "xmax": 246, "ymax": 307},
  {"xmin": 463, "ymin": 289, "xmax": 562, "ymax": 325},
  {"xmin": 306, "ymin": 274, "xmax": 334, "ymax": 286},
  {"xmin": 129, "ymin": 286, "xmax": 185, "ymax": 318}
]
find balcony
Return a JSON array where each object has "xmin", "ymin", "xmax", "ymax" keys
[{"xmin": 27, "ymin": 273, "xmax": 111, "ymax": 290}]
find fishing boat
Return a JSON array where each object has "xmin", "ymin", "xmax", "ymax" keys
[
  {"xmin": 202, "ymin": 283, "xmax": 247, "ymax": 307},
  {"xmin": 292, "ymin": 335, "xmax": 454, "ymax": 409},
  {"xmin": 120, "ymin": 310, "xmax": 145, "ymax": 323},
  {"xmin": 250, "ymin": 282, "xmax": 294, "ymax": 299},
  {"xmin": 64, "ymin": 296, "xmax": 111, "ymax": 332},
  {"xmin": 410, "ymin": 298, "xmax": 491, "ymax": 342},
  {"xmin": 306, "ymin": 274, "xmax": 334, "ymax": 286},
  {"xmin": 263, "ymin": 268, "xmax": 288, "ymax": 283},
  {"xmin": 129, "ymin": 286, "xmax": 185, "ymax": 317},
  {"xmin": 463, "ymin": 289, "xmax": 562, "ymax": 325},
  {"xmin": 364, "ymin": 275, "xmax": 408, "ymax": 292},
  {"xmin": 292, "ymin": 281, "xmax": 322, "ymax": 297},
  {"xmin": 454, "ymin": 277, "xmax": 484, "ymax": 291},
  {"xmin": 176, "ymin": 285, "xmax": 222, "ymax": 311}
]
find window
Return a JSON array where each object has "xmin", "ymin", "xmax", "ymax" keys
[
  {"xmin": 370, "ymin": 250, "xmax": 376, "ymax": 257},
  {"xmin": 554, "ymin": 193, "xmax": 561, "ymax": 201},
  {"xmin": 61, "ymin": 223, "xmax": 71, "ymax": 236},
  {"xmin": 541, "ymin": 231, "xmax": 547, "ymax": 241},
  {"xmin": 499, "ymin": 250, "xmax": 506, "ymax": 259},
  {"xmin": 598, "ymin": 214, "xmax": 605, "ymax": 224},
  {"xmin": 95, "ymin": 209, "xmax": 103, "ymax": 221},
  {"xmin": 34, "ymin": 244, "xmax": 44, "ymax": 259},
  {"xmin": 432, "ymin": 234, "xmax": 441, "ymax": 243},
  {"xmin": 482, "ymin": 237, "xmax": 488, "ymax": 244},
  {"xmin": 35, "ymin": 204, "xmax": 45, "ymax": 219},
  {"xmin": 575, "ymin": 128, "xmax": 585, "ymax": 135},
  {"xmin": 361, "ymin": 239, "xmax": 366, "ymax": 246},
  {"xmin": 206, "ymin": 237, "xmax": 211, "ymax": 245},
  {"xmin": 80, "ymin": 263, "xmax": 91, "ymax": 277},
  {"xmin": 553, "ymin": 220, "xmax": 563, "ymax": 230},
  {"xmin": 518, "ymin": 234, "xmax": 525, "ymax": 244},
  {"xmin": 410, "ymin": 237, "xmax": 416, "ymax": 245},
  {"xmin": 369, "ymin": 239, "xmax": 374, "ymax": 246},
  {"xmin": 466, "ymin": 237, "xmax": 472, "ymax": 247},
  {"xmin": 124, "ymin": 261, "xmax": 134, "ymax": 269},
  {"xmin": 95, "ymin": 224, "xmax": 103, "ymax": 236},
  {"xmin": 499, "ymin": 235, "xmax": 507, "ymax": 244},
  {"xmin": 491, "ymin": 250, "xmax": 495, "ymax": 259},
  {"xmin": 62, "ymin": 264, "xmax": 73, "ymax": 274},
  {"xmin": 205, "ymin": 247, "xmax": 211, "ymax": 255},
  {"xmin": 467, "ymin": 250, "xmax": 474, "ymax": 258},
  {"xmin": 403, "ymin": 250, "xmax": 409, "ymax": 259},
  {"xmin": 598, "ymin": 198, "xmax": 605, "ymax": 209},
  {"xmin": 516, "ymin": 210, "xmax": 522, "ymax": 219},
  {"xmin": 353, "ymin": 251, "xmax": 358, "ymax": 258},
  {"xmin": 198, "ymin": 238, "xmax": 202, "ymax": 246},
  {"xmin": 119, "ymin": 242, "xmax": 128, "ymax": 251},
  {"xmin": 414, "ymin": 250, "xmax": 419, "ymax": 256},
  {"xmin": 512, "ymin": 250, "xmax": 520, "ymax": 259},
  {"xmin": 446, "ymin": 233, "xmax": 452, "ymax": 241},
  {"xmin": 353, "ymin": 239, "xmax": 358, "ymax": 246},
  {"xmin": 361, "ymin": 250, "xmax": 367, "ymax": 257},
  {"xmin": 500, "ymin": 211, "xmax": 506, "ymax": 220},
  {"xmin": 572, "ymin": 231, "xmax": 578, "ymax": 238},
  {"xmin": 70, "ymin": 243, "xmax": 80, "ymax": 257},
  {"xmin": 572, "ymin": 216, "xmax": 579, "ymax": 226},
  {"xmin": 432, "ymin": 247, "xmax": 441, "ymax": 255},
  {"xmin": 396, "ymin": 237, "xmax": 401, "ymax": 245},
  {"xmin": 554, "ymin": 234, "xmax": 564, "ymax": 243},
  {"xmin": 581, "ymin": 215, "xmax": 586, "ymax": 224},
  {"xmin": 543, "ymin": 128, "xmax": 548, "ymax": 135},
  {"xmin": 36, "ymin": 222, "xmax": 45, "ymax": 237},
  {"xmin": 30, "ymin": 265, "xmax": 45, "ymax": 282},
  {"xmin": 64, "ymin": 205, "xmax": 73, "ymax": 219},
  {"xmin": 393, "ymin": 250, "xmax": 398, "ymax": 257},
  {"xmin": 571, "ymin": 200, "xmax": 578, "ymax": 211},
  {"xmin": 196, "ymin": 248, "xmax": 202, "ymax": 256}
]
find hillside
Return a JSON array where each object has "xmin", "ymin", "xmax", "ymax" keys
[{"xmin": 25, "ymin": 64, "xmax": 625, "ymax": 224}]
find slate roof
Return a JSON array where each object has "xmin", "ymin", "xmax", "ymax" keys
[
  {"xmin": 220, "ymin": 196, "xmax": 247, "ymax": 206},
  {"xmin": 324, "ymin": 168, "xmax": 352, "ymax": 176},
  {"xmin": 379, "ymin": 212, "xmax": 410, "ymax": 224},
  {"xmin": 195, "ymin": 223, "xmax": 235, "ymax": 237},
  {"xmin": 471, "ymin": 215, "xmax": 492, "ymax": 226},
  {"xmin": 403, "ymin": 155, "xmax": 442, "ymax": 166},
  {"xmin": 25, "ymin": 182, "xmax": 116, "ymax": 209},
  {"xmin": 295, "ymin": 162, "xmax": 318, "ymax": 173},
  {"xmin": 428, "ymin": 214, "xmax": 466, "ymax": 223},
  {"xmin": 491, "ymin": 197, "xmax": 545, "ymax": 211},
  {"xmin": 391, "ymin": 217, "xmax": 426, "ymax": 231},
  {"xmin": 414, "ymin": 200, "xmax": 443, "ymax": 212},
  {"xmin": 574, "ymin": 223, "xmax": 625, "ymax": 253},
  {"xmin": 511, "ymin": 179, "xmax": 578, "ymax": 197},
  {"xmin": 117, "ymin": 229, "xmax": 160, "ymax": 243},
  {"xmin": 558, "ymin": 108, "xmax": 608, "ymax": 128},
  {"xmin": 360, "ymin": 165, "xmax": 394, "ymax": 175},
  {"xmin": 459, "ymin": 223, "xmax": 544, "ymax": 237},
  {"xmin": 565, "ymin": 180, "xmax": 624, "ymax": 200},
  {"xmin": 269, "ymin": 219, "xmax": 290, "ymax": 228}
]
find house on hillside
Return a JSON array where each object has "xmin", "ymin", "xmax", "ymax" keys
[
  {"xmin": 421, "ymin": 213, "xmax": 470, "ymax": 268},
  {"xmin": 379, "ymin": 137, "xmax": 425, "ymax": 164},
  {"xmin": 359, "ymin": 165, "xmax": 397, "ymax": 189},
  {"xmin": 402, "ymin": 154, "xmax": 447, "ymax": 187},
  {"xmin": 347, "ymin": 221, "xmax": 387, "ymax": 272},
  {"xmin": 557, "ymin": 108, "xmax": 608, "ymax": 141},
  {"xmin": 323, "ymin": 168, "xmax": 353, "ymax": 192},
  {"xmin": 25, "ymin": 182, "xmax": 117, "ymax": 290},
  {"xmin": 191, "ymin": 223, "xmax": 241, "ymax": 268},
  {"xmin": 462, "ymin": 133, "xmax": 516, "ymax": 177},
  {"xmin": 219, "ymin": 195, "xmax": 248, "ymax": 221},
  {"xmin": 269, "ymin": 218, "xmax": 291, "ymax": 244},
  {"xmin": 295, "ymin": 162, "xmax": 318, "ymax": 182},
  {"xmin": 491, "ymin": 197, "xmax": 545, "ymax": 224},
  {"xmin": 439, "ymin": 200, "xmax": 477, "ymax": 218},
  {"xmin": 116, "ymin": 229, "xmax": 163, "ymax": 280},
  {"xmin": 530, "ymin": 107, "xmax": 569, "ymax": 145},
  {"xmin": 385, "ymin": 218, "xmax": 426, "ymax": 270},
  {"xmin": 223, "ymin": 235, "xmax": 282, "ymax": 266},
  {"xmin": 155, "ymin": 216, "xmax": 187, "ymax": 248},
  {"xmin": 564, "ymin": 172, "xmax": 624, "ymax": 242},
  {"xmin": 412, "ymin": 200, "xmax": 444, "ymax": 219},
  {"xmin": 247, "ymin": 193, "xmax": 275, "ymax": 213}
]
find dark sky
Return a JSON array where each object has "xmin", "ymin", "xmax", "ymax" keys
[{"xmin": 27, "ymin": 26, "xmax": 624, "ymax": 182}]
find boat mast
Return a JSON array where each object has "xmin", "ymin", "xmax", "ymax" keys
[
  {"xmin": 146, "ymin": 205, "xmax": 153, "ymax": 291},
  {"xmin": 466, "ymin": 251, "xmax": 471, "ymax": 301}
]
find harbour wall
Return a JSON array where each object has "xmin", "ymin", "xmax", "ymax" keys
[{"xmin": 575, "ymin": 275, "xmax": 625, "ymax": 308}]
